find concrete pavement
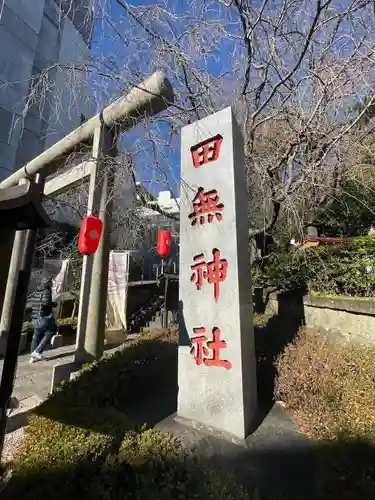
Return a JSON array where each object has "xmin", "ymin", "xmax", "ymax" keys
[
  {"xmin": 1, "ymin": 335, "xmax": 140, "ymax": 405},
  {"xmin": 0, "ymin": 339, "xmax": 133, "ymax": 435},
  {"xmin": 2, "ymin": 344, "xmax": 76, "ymax": 404}
]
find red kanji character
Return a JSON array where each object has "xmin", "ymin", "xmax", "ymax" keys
[
  {"xmin": 206, "ymin": 249, "xmax": 228, "ymax": 301},
  {"xmin": 189, "ymin": 187, "xmax": 224, "ymax": 226},
  {"xmin": 190, "ymin": 253, "xmax": 206, "ymax": 291},
  {"xmin": 190, "ymin": 249, "xmax": 228, "ymax": 301},
  {"xmin": 190, "ymin": 134, "xmax": 223, "ymax": 168},
  {"xmin": 190, "ymin": 327, "xmax": 232, "ymax": 370},
  {"xmin": 204, "ymin": 327, "xmax": 232, "ymax": 369},
  {"xmin": 190, "ymin": 327, "xmax": 209, "ymax": 366}
]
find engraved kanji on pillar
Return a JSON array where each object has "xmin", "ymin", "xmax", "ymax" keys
[
  {"xmin": 190, "ymin": 327, "xmax": 232, "ymax": 370},
  {"xmin": 190, "ymin": 135, "xmax": 223, "ymax": 168},
  {"xmin": 190, "ymin": 249, "xmax": 228, "ymax": 301},
  {"xmin": 178, "ymin": 107, "xmax": 257, "ymax": 439},
  {"xmin": 189, "ymin": 187, "xmax": 224, "ymax": 226}
]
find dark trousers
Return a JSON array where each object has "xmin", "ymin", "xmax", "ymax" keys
[{"xmin": 31, "ymin": 315, "xmax": 56, "ymax": 354}]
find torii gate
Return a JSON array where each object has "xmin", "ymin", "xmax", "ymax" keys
[{"xmin": 0, "ymin": 72, "xmax": 174, "ymax": 374}]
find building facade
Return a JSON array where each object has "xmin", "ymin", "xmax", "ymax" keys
[
  {"xmin": 0, "ymin": 0, "xmax": 93, "ymax": 181},
  {"xmin": 135, "ymin": 190, "xmax": 180, "ymax": 279}
]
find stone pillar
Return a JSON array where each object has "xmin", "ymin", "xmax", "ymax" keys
[
  {"xmin": 0, "ymin": 178, "xmax": 44, "ymax": 356},
  {"xmin": 177, "ymin": 107, "xmax": 257, "ymax": 440},
  {"xmin": 0, "ymin": 231, "xmax": 15, "ymax": 324},
  {"xmin": 0, "ymin": 180, "xmax": 28, "ymax": 340},
  {"xmin": 75, "ymin": 125, "xmax": 116, "ymax": 364},
  {"xmin": 75, "ymin": 128, "xmax": 103, "ymax": 362}
]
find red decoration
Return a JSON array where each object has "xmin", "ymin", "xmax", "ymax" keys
[
  {"xmin": 190, "ymin": 327, "xmax": 232, "ymax": 370},
  {"xmin": 189, "ymin": 187, "xmax": 224, "ymax": 226},
  {"xmin": 190, "ymin": 134, "xmax": 223, "ymax": 168},
  {"xmin": 190, "ymin": 248, "xmax": 228, "ymax": 301},
  {"xmin": 157, "ymin": 230, "xmax": 172, "ymax": 257},
  {"xmin": 78, "ymin": 216, "xmax": 103, "ymax": 255}
]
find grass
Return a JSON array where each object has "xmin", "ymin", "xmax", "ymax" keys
[
  {"xmin": 2, "ymin": 328, "xmax": 248, "ymax": 500},
  {"xmin": 5, "ymin": 314, "xmax": 375, "ymax": 499},
  {"xmin": 253, "ymin": 312, "xmax": 273, "ymax": 328}
]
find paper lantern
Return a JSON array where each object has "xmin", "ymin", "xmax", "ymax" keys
[
  {"xmin": 157, "ymin": 230, "xmax": 171, "ymax": 257},
  {"xmin": 78, "ymin": 216, "xmax": 103, "ymax": 255}
]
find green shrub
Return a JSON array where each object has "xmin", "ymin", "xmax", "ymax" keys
[
  {"xmin": 57, "ymin": 317, "xmax": 78, "ymax": 329},
  {"xmin": 22, "ymin": 317, "xmax": 78, "ymax": 331},
  {"xmin": 4, "ymin": 328, "xmax": 248, "ymax": 500},
  {"xmin": 22, "ymin": 321, "xmax": 33, "ymax": 331},
  {"xmin": 254, "ymin": 236, "xmax": 375, "ymax": 297}
]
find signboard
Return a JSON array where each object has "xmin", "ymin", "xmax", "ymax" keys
[{"xmin": 106, "ymin": 251, "xmax": 130, "ymax": 332}]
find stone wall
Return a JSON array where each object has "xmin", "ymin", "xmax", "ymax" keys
[{"xmin": 265, "ymin": 292, "xmax": 375, "ymax": 346}]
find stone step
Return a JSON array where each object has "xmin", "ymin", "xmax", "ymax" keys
[
  {"xmin": 6, "ymin": 394, "xmax": 43, "ymax": 434},
  {"xmin": 141, "ymin": 316, "xmax": 163, "ymax": 333}
]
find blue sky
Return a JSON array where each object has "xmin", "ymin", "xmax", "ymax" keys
[
  {"xmin": 89, "ymin": 0, "xmax": 240, "ymax": 197},
  {"xmin": 87, "ymin": 0, "xmax": 375, "ymax": 198}
]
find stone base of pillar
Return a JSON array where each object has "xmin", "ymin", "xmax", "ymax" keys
[
  {"xmin": 172, "ymin": 414, "xmax": 250, "ymax": 445},
  {"xmin": 50, "ymin": 334, "xmax": 76, "ymax": 349},
  {"xmin": 50, "ymin": 361, "xmax": 81, "ymax": 394}
]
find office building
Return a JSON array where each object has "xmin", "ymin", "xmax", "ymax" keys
[{"xmin": 0, "ymin": 0, "xmax": 93, "ymax": 181}]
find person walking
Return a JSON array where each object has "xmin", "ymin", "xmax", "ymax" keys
[{"xmin": 29, "ymin": 277, "xmax": 57, "ymax": 363}]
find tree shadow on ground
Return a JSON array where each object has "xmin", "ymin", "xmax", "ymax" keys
[
  {"xmin": 33, "ymin": 334, "xmax": 179, "ymax": 437},
  {"xmin": 255, "ymin": 290, "xmax": 306, "ymax": 411},
  {"xmin": 114, "ymin": 356, "xmax": 179, "ymax": 428},
  {"xmin": 5, "ymin": 319, "xmax": 375, "ymax": 499},
  {"xmin": 218, "ymin": 437, "xmax": 375, "ymax": 499},
  {"xmin": 3, "ymin": 435, "xmax": 375, "ymax": 499},
  {"xmin": 34, "ymin": 292, "xmax": 305, "ymax": 437},
  {"xmin": 44, "ymin": 342, "xmax": 114, "ymax": 362}
]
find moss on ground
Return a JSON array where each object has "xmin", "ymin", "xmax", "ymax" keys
[{"xmin": 2, "ymin": 329, "xmax": 248, "ymax": 500}]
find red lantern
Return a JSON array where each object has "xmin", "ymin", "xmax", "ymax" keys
[
  {"xmin": 157, "ymin": 230, "xmax": 171, "ymax": 257},
  {"xmin": 78, "ymin": 216, "xmax": 103, "ymax": 255}
]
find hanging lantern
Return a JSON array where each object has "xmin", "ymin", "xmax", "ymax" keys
[
  {"xmin": 78, "ymin": 216, "xmax": 103, "ymax": 255},
  {"xmin": 157, "ymin": 230, "xmax": 171, "ymax": 257}
]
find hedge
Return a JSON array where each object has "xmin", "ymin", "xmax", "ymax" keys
[
  {"xmin": 253, "ymin": 236, "xmax": 375, "ymax": 297},
  {"xmin": 2, "ymin": 329, "xmax": 248, "ymax": 500},
  {"xmin": 276, "ymin": 328, "xmax": 375, "ymax": 442},
  {"xmin": 23, "ymin": 317, "xmax": 78, "ymax": 331},
  {"xmin": 275, "ymin": 328, "xmax": 375, "ymax": 499}
]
